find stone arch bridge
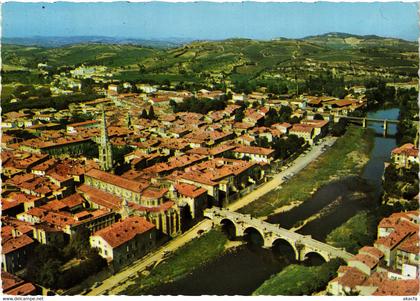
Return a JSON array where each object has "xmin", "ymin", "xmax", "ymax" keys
[{"xmin": 204, "ymin": 207, "xmax": 353, "ymax": 262}]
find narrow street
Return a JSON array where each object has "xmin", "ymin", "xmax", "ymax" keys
[{"xmin": 85, "ymin": 136, "xmax": 337, "ymax": 296}]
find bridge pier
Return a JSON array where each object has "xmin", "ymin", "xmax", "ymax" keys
[
  {"xmin": 203, "ymin": 207, "xmax": 354, "ymax": 263},
  {"xmin": 383, "ymin": 119, "xmax": 388, "ymax": 137}
]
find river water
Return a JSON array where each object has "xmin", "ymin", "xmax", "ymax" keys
[{"xmin": 147, "ymin": 108, "xmax": 399, "ymax": 296}]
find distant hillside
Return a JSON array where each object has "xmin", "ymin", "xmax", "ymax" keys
[
  {"xmin": 2, "ymin": 33, "xmax": 418, "ymax": 87},
  {"xmin": 302, "ymin": 32, "xmax": 416, "ymax": 50},
  {"xmin": 2, "ymin": 36, "xmax": 193, "ymax": 48}
]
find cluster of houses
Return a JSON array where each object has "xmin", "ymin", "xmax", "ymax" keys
[
  {"xmin": 1, "ymin": 84, "xmax": 368, "ymax": 295},
  {"xmin": 327, "ymin": 143, "xmax": 419, "ymax": 296},
  {"xmin": 327, "ymin": 210, "xmax": 419, "ymax": 296},
  {"xmin": 391, "ymin": 143, "xmax": 419, "ymax": 169}
]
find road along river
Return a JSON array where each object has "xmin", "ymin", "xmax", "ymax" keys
[{"xmin": 145, "ymin": 108, "xmax": 398, "ymax": 295}]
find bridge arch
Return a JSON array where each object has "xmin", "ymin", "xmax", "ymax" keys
[
  {"xmin": 243, "ymin": 226, "xmax": 265, "ymax": 246},
  {"xmin": 220, "ymin": 218, "xmax": 238, "ymax": 239},
  {"xmin": 271, "ymin": 237, "xmax": 299, "ymax": 260},
  {"xmin": 300, "ymin": 250, "xmax": 329, "ymax": 263}
]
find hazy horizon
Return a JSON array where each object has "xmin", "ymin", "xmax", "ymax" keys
[
  {"xmin": 2, "ymin": 31, "xmax": 416, "ymax": 42},
  {"xmin": 3, "ymin": 2, "xmax": 418, "ymax": 42}
]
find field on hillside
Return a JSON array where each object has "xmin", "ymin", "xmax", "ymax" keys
[{"xmin": 2, "ymin": 33, "xmax": 418, "ymax": 91}]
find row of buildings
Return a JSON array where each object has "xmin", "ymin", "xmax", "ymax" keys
[{"xmin": 327, "ymin": 210, "xmax": 419, "ymax": 296}]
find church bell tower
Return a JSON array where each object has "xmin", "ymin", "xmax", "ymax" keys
[{"xmin": 99, "ymin": 109, "xmax": 114, "ymax": 171}]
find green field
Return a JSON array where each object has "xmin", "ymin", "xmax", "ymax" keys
[
  {"xmin": 239, "ymin": 127, "xmax": 375, "ymax": 217},
  {"xmin": 1, "ymin": 84, "xmax": 17, "ymax": 99},
  {"xmin": 113, "ymin": 71, "xmax": 201, "ymax": 83},
  {"xmin": 2, "ymin": 33, "xmax": 418, "ymax": 86}
]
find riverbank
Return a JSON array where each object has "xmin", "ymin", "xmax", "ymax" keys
[
  {"xmin": 325, "ymin": 210, "xmax": 377, "ymax": 254},
  {"xmin": 239, "ymin": 127, "xmax": 375, "ymax": 218},
  {"xmin": 122, "ymin": 229, "xmax": 227, "ymax": 295},
  {"xmin": 253, "ymin": 259, "xmax": 343, "ymax": 296}
]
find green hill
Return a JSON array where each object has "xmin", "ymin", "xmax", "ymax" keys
[{"xmin": 2, "ymin": 34, "xmax": 418, "ymax": 89}]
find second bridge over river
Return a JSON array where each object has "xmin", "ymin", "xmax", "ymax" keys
[{"xmin": 204, "ymin": 207, "xmax": 353, "ymax": 262}]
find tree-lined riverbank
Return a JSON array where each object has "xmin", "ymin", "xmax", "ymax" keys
[{"xmin": 239, "ymin": 126, "xmax": 375, "ymax": 217}]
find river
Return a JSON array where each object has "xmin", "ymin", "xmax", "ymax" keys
[{"xmin": 146, "ymin": 108, "xmax": 399, "ymax": 296}]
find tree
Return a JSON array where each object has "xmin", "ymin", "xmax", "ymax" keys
[
  {"xmin": 38, "ymin": 259, "xmax": 61, "ymax": 288},
  {"xmin": 170, "ymin": 96, "xmax": 227, "ymax": 114},
  {"xmin": 313, "ymin": 114, "xmax": 324, "ymax": 120},
  {"xmin": 148, "ymin": 106, "xmax": 156, "ymax": 120},
  {"xmin": 278, "ymin": 105, "xmax": 292, "ymax": 122},
  {"xmin": 234, "ymin": 110, "xmax": 245, "ymax": 122},
  {"xmin": 57, "ymin": 248, "xmax": 107, "ymax": 289},
  {"xmin": 256, "ymin": 137, "xmax": 269, "ymax": 148},
  {"xmin": 331, "ymin": 119, "xmax": 348, "ymax": 137},
  {"xmin": 264, "ymin": 108, "xmax": 280, "ymax": 126},
  {"xmin": 140, "ymin": 109, "xmax": 149, "ymax": 119},
  {"xmin": 65, "ymin": 226, "xmax": 91, "ymax": 259},
  {"xmin": 81, "ymin": 78, "xmax": 95, "ymax": 94},
  {"xmin": 25, "ymin": 245, "xmax": 63, "ymax": 288}
]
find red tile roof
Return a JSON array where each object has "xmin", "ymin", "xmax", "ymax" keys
[
  {"xmin": 5, "ymin": 282, "xmax": 37, "ymax": 296},
  {"xmin": 373, "ymin": 279, "xmax": 419, "ymax": 296},
  {"xmin": 128, "ymin": 201, "xmax": 176, "ymax": 213},
  {"xmin": 1, "ymin": 198, "xmax": 24, "ymax": 211},
  {"xmin": 67, "ymin": 120, "xmax": 99, "ymax": 128},
  {"xmin": 330, "ymin": 266, "xmax": 367, "ymax": 289},
  {"xmin": 77, "ymin": 184, "xmax": 122, "ymax": 211},
  {"xmin": 359, "ymin": 246, "xmax": 384, "ymax": 259},
  {"xmin": 142, "ymin": 187, "xmax": 168, "ymax": 199},
  {"xmin": 175, "ymin": 183, "xmax": 207, "ymax": 198},
  {"xmin": 376, "ymin": 230, "xmax": 413, "ymax": 250},
  {"xmin": 301, "ymin": 119, "xmax": 329, "ymax": 128},
  {"xmin": 397, "ymin": 232, "xmax": 419, "ymax": 254},
  {"xmin": 290, "ymin": 124, "xmax": 313, "ymax": 134},
  {"xmin": 1, "ymin": 271, "xmax": 37, "ymax": 295},
  {"xmin": 392, "ymin": 143, "xmax": 418, "ymax": 157},
  {"xmin": 1, "ymin": 271, "xmax": 25, "ymax": 292},
  {"xmin": 349, "ymin": 253, "xmax": 379, "ymax": 269},
  {"xmin": 86, "ymin": 169, "xmax": 149, "ymax": 193},
  {"xmin": 234, "ymin": 145, "xmax": 274, "ymax": 156},
  {"xmin": 360, "ymin": 271, "xmax": 388, "ymax": 287},
  {"xmin": 181, "ymin": 158, "xmax": 256, "ymax": 186},
  {"xmin": 93, "ymin": 216, "xmax": 155, "ymax": 248},
  {"xmin": 2, "ymin": 234, "xmax": 34, "ymax": 254},
  {"xmin": 40, "ymin": 199, "xmax": 68, "ymax": 212},
  {"xmin": 60, "ymin": 193, "xmax": 85, "ymax": 209}
]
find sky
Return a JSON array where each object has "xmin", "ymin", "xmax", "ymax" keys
[{"xmin": 2, "ymin": 1, "xmax": 419, "ymax": 41}]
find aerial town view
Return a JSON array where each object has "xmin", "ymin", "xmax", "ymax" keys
[{"xmin": 1, "ymin": 1, "xmax": 419, "ymax": 298}]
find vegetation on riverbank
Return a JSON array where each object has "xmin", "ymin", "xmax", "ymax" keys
[
  {"xmin": 123, "ymin": 229, "xmax": 227, "ymax": 295},
  {"xmin": 239, "ymin": 126, "xmax": 375, "ymax": 217},
  {"xmin": 382, "ymin": 163, "xmax": 419, "ymax": 209},
  {"xmin": 253, "ymin": 259, "xmax": 343, "ymax": 296},
  {"xmin": 394, "ymin": 88, "xmax": 418, "ymax": 145},
  {"xmin": 325, "ymin": 211, "xmax": 377, "ymax": 254}
]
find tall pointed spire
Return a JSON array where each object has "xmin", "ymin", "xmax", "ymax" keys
[{"xmin": 99, "ymin": 107, "xmax": 113, "ymax": 171}]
